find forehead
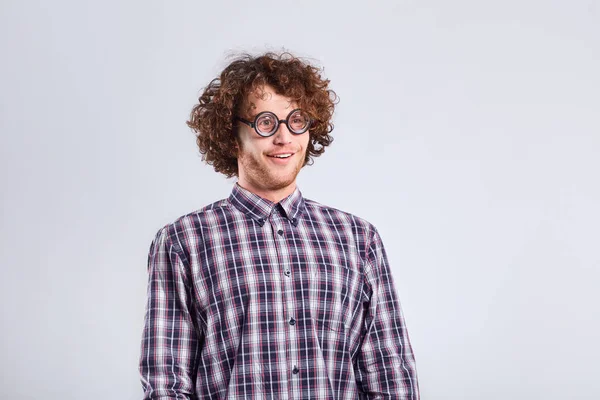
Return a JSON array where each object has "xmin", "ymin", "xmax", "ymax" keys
[{"xmin": 242, "ymin": 86, "xmax": 298, "ymax": 117}]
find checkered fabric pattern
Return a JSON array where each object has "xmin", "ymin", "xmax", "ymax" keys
[{"xmin": 140, "ymin": 183, "xmax": 419, "ymax": 399}]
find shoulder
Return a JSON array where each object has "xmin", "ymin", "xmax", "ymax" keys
[
  {"xmin": 150, "ymin": 198, "xmax": 230, "ymax": 250},
  {"xmin": 303, "ymin": 197, "xmax": 379, "ymax": 240}
]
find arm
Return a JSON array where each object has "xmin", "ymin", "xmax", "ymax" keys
[
  {"xmin": 354, "ymin": 229, "xmax": 420, "ymax": 400},
  {"xmin": 139, "ymin": 227, "xmax": 201, "ymax": 399}
]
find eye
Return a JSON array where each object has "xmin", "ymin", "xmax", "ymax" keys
[
  {"xmin": 256, "ymin": 113, "xmax": 277, "ymax": 133},
  {"xmin": 289, "ymin": 111, "xmax": 309, "ymax": 131}
]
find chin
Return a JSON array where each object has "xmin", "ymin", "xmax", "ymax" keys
[{"xmin": 266, "ymin": 175, "xmax": 296, "ymax": 190}]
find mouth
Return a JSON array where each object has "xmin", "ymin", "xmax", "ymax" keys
[
  {"xmin": 266, "ymin": 152, "xmax": 296, "ymax": 165},
  {"xmin": 267, "ymin": 153, "xmax": 294, "ymax": 159}
]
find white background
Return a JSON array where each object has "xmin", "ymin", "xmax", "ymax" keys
[{"xmin": 1, "ymin": 0, "xmax": 599, "ymax": 399}]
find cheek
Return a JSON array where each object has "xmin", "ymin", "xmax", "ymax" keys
[
  {"xmin": 237, "ymin": 137, "xmax": 258, "ymax": 156},
  {"xmin": 300, "ymin": 133, "xmax": 310, "ymax": 149},
  {"xmin": 303, "ymin": 138, "xmax": 311, "ymax": 154},
  {"xmin": 242, "ymin": 143, "xmax": 269, "ymax": 161}
]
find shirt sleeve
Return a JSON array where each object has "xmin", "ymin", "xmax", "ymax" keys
[
  {"xmin": 139, "ymin": 227, "xmax": 201, "ymax": 399},
  {"xmin": 354, "ymin": 228, "xmax": 420, "ymax": 400}
]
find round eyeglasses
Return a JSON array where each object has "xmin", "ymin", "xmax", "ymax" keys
[{"xmin": 235, "ymin": 109, "xmax": 312, "ymax": 137}]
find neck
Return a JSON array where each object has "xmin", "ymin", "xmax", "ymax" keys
[{"xmin": 236, "ymin": 180, "xmax": 296, "ymax": 203}]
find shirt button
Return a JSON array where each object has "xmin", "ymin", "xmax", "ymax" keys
[
  {"xmin": 277, "ymin": 229, "xmax": 284, "ymax": 236},
  {"xmin": 292, "ymin": 366, "xmax": 299, "ymax": 375},
  {"xmin": 291, "ymin": 218, "xmax": 297, "ymax": 224},
  {"xmin": 289, "ymin": 318, "xmax": 296, "ymax": 326},
  {"xmin": 284, "ymin": 270, "xmax": 291, "ymax": 277}
]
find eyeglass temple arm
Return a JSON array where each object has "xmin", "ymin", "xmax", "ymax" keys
[{"xmin": 235, "ymin": 117, "xmax": 254, "ymax": 127}]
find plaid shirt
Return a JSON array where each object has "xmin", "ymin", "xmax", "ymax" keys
[{"xmin": 140, "ymin": 184, "xmax": 419, "ymax": 399}]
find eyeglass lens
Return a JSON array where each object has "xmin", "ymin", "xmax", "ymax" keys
[{"xmin": 255, "ymin": 110, "xmax": 310, "ymax": 135}]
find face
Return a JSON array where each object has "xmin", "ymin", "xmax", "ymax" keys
[{"xmin": 236, "ymin": 85, "xmax": 310, "ymax": 202}]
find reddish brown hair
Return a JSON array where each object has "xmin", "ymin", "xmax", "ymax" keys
[{"xmin": 187, "ymin": 52, "xmax": 338, "ymax": 178}]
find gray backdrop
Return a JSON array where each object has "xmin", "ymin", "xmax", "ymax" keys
[{"xmin": 1, "ymin": 0, "xmax": 598, "ymax": 399}]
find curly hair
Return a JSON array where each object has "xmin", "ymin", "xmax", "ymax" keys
[{"xmin": 187, "ymin": 52, "xmax": 338, "ymax": 178}]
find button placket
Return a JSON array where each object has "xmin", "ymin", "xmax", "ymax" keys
[{"xmin": 269, "ymin": 209, "xmax": 299, "ymax": 392}]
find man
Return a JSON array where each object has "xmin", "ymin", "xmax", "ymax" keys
[{"xmin": 139, "ymin": 52, "xmax": 420, "ymax": 399}]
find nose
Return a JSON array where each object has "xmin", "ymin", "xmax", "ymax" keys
[{"xmin": 272, "ymin": 121, "xmax": 293, "ymax": 145}]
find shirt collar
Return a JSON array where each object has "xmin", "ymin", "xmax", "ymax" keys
[{"xmin": 228, "ymin": 183, "xmax": 305, "ymax": 227}]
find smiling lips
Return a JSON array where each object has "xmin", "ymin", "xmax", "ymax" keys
[{"xmin": 267, "ymin": 153, "xmax": 294, "ymax": 159}]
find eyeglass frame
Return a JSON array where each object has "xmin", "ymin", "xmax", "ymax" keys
[{"xmin": 235, "ymin": 108, "xmax": 313, "ymax": 137}]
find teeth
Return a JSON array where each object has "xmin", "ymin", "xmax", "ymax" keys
[{"xmin": 271, "ymin": 154, "xmax": 292, "ymax": 158}]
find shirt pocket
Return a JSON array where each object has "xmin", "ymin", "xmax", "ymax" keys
[
  {"xmin": 320, "ymin": 318, "xmax": 347, "ymax": 333},
  {"xmin": 308, "ymin": 261, "xmax": 362, "ymax": 327}
]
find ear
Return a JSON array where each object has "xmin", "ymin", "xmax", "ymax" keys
[{"xmin": 232, "ymin": 137, "xmax": 240, "ymax": 156}]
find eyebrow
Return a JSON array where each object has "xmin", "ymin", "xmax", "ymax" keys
[{"xmin": 249, "ymin": 109, "xmax": 301, "ymax": 120}]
